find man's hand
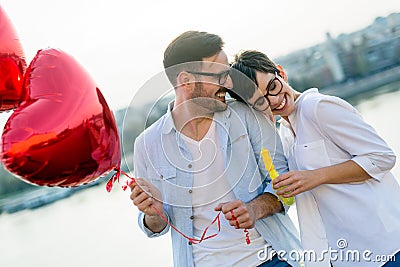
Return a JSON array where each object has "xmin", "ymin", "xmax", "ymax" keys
[
  {"xmin": 214, "ymin": 200, "xmax": 257, "ymax": 229},
  {"xmin": 215, "ymin": 193, "xmax": 284, "ymax": 230},
  {"xmin": 129, "ymin": 178, "xmax": 167, "ymax": 233}
]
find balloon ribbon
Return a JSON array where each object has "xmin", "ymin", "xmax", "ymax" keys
[
  {"xmin": 106, "ymin": 167, "xmax": 226, "ymax": 245},
  {"xmin": 230, "ymin": 211, "xmax": 251, "ymax": 245}
]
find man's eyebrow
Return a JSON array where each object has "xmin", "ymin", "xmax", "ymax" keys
[{"xmin": 203, "ymin": 60, "xmax": 217, "ymax": 68}]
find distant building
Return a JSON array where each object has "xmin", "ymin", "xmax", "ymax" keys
[
  {"xmin": 275, "ymin": 12, "xmax": 400, "ymax": 91},
  {"xmin": 323, "ymin": 32, "xmax": 345, "ymax": 83}
]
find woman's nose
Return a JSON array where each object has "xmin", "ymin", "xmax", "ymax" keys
[{"xmin": 267, "ymin": 95, "xmax": 280, "ymax": 107}]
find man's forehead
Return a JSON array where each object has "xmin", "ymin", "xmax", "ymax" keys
[{"xmin": 202, "ymin": 51, "xmax": 229, "ymax": 70}]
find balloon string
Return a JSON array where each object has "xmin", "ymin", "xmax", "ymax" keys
[
  {"xmin": 152, "ymin": 203, "xmax": 221, "ymax": 245},
  {"xmin": 106, "ymin": 167, "xmax": 222, "ymax": 244},
  {"xmin": 230, "ymin": 210, "xmax": 251, "ymax": 245}
]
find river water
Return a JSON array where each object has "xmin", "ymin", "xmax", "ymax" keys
[{"xmin": 0, "ymin": 87, "xmax": 399, "ymax": 267}]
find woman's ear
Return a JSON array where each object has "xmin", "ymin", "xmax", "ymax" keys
[{"xmin": 276, "ymin": 64, "xmax": 288, "ymax": 82}]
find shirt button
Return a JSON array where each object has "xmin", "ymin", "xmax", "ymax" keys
[
  {"xmin": 188, "ymin": 241, "xmax": 192, "ymax": 245},
  {"xmin": 190, "ymin": 215, "xmax": 194, "ymax": 220},
  {"xmin": 160, "ymin": 175, "xmax": 164, "ymax": 179},
  {"xmin": 188, "ymin": 189, "xmax": 193, "ymax": 194},
  {"xmin": 188, "ymin": 164, "xmax": 192, "ymax": 168}
]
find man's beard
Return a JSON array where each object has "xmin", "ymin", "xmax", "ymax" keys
[{"xmin": 189, "ymin": 82, "xmax": 227, "ymax": 113}]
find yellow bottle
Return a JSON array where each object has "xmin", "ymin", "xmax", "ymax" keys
[{"xmin": 260, "ymin": 148, "xmax": 294, "ymax": 206}]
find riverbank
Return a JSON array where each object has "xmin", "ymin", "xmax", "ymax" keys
[
  {"xmin": 320, "ymin": 65, "xmax": 400, "ymax": 100},
  {"xmin": 0, "ymin": 178, "xmax": 106, "ymax": 214}
]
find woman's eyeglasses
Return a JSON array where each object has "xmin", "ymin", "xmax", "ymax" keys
[{"xmin": 251, "ymin": 72, "xmax": 283, "ymax": 112}]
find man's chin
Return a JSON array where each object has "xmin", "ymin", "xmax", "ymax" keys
[
  {"xmin": 215, "ymin": 101, "xmax": 227, "ymax": 112},
  {"xmin": 210, "ymin": 97, "xmax": 227, "ymax": 112},
  {"xmin": 189, "ymin": 97, "xmax": 227, "ymax": 113}
]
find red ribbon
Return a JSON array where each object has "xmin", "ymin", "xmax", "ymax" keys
[
  {"xmin": 230, "ymin": 210, "xmax": 251, "ymax": 245},
  {"xmin": 106, "ymin": 167, "xmax": 222, "ymax": 244}
]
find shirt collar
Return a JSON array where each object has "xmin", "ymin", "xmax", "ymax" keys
[
  {"xmin": 215, "ymin": 100, "xmax": 232, "ymax": 123},
  {"xmin": 280, "ymin": 88, "xmax": 319, "ymax": 129},
  {"xmin": 161, "ymin": 100, "xmax": 177, "ymax": 135},
  {"xmin": 161, "ymin": 99, "xmax": 233, "ymax": 135}
]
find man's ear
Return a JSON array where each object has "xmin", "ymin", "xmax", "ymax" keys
[
  {"xmin": 276, "ymin": 64, "xmax": 288, "ymax": 82},
  {"xmin": 177, "ymin": 71, "xmax": 195, "ymax": 89}
]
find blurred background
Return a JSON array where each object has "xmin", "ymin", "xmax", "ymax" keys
[{"xmin": 0, "ymin": 0, "xmax": 399, "ymax": 266}]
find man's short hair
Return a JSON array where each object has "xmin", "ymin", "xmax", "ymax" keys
[{"xmin": 163, "ymin": 31, "xmax": 224, "ymax": 86}]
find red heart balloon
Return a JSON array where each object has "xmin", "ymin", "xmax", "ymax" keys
[
  {"xmin": 0, "ymin": 48, "xmax": 121, "ymax": 187},
  {"xmin": 0, "ymin": 5, "xmax": 27, "ymax": 111}
]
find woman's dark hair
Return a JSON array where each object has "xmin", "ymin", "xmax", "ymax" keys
[{"xmin": 230, "ymin": 50, "xmax": 280, "ymax": 102}]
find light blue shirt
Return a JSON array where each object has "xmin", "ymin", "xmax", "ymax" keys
[{"xmin": 134, "ymin": 100, "xmax": 303, "ymax": 267}]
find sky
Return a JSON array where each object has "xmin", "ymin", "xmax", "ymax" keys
[{"xmin": 1, "ymin": 0, "xmax": 400, "ymax": 112}]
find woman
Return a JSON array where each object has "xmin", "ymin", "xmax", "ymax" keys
[{"xmin": 229, "ymin": 50, "xmax": 400, "ymax": 267}]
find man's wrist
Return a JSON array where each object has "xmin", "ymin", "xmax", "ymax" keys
[
  {"xmin": 249, "ymin": 193, "xmax": 284, "ymax": 220},
  {"xmin": 143, "ymin": 212, "xmax": 168, "ymax": 233}
]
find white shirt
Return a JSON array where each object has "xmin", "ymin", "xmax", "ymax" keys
[
  {"xmin": 181, "ymin": 120, "xmax": 271, "ymax": 267},
  {"xmin": 280, "ymin": 89, "xmax": 400, "ymax": 267}
]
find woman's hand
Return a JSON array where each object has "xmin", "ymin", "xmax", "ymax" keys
[
  {"xmin": 273, "ymin": 170, "xmax": 323, "ymax": 197},
  {"xmin": 273, "ymin": 161, "xmax": 372, "ymax": 197}
]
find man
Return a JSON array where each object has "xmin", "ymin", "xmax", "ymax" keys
[{"xmin": 129, "ymin": 31, "xmax": 302, "ymax": 267}]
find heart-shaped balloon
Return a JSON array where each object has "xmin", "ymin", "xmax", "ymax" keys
[
  {"xmin": 0, "ymin": 5, "xmax": 27, "ymax": 111},
  {"xmin": 1, "ymin": 48, "xmax": 121, "ymax": 187}
]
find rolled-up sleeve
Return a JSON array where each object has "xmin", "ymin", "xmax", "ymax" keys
[
  {"xmin": 138, "ymin": 210, "xmax": 171, "ymax": 237},
  {"xmin": 314, "ymin": 97, "xmax": 396, "ymax": 181}
]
